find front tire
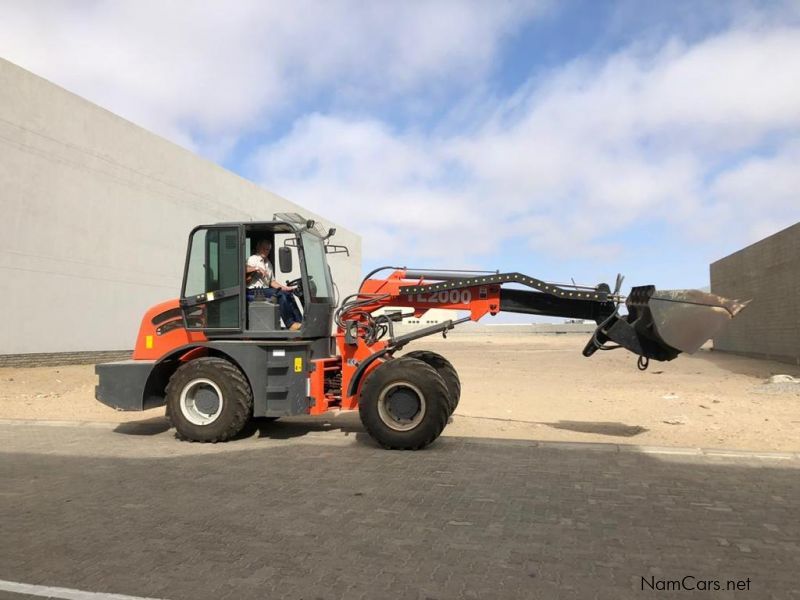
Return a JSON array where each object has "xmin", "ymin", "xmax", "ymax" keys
[
  {"xmin": 358, "ymin": 357, "xmax": 449, "ymax": 450},
  {"xmin": 165, "ymin": 357, "xmax": 253, "ymax": 442}
]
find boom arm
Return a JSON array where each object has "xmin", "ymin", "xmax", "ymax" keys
[{"xmin": 337, "ymin": 268, "xmax": 747, "ymax": 365}]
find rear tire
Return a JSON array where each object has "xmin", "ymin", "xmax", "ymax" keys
[
  {"xmin": 404, "ymin": 350, "xmax": 460, "ymax": 414},
  {"xmin": 166, "ymin": 357, "xmax": 253, "ymax": 442},
  {"xmin": 358, "ymin": 357, "xmax": 449, "ymax": 450}
]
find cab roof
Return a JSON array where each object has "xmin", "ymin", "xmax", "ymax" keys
[{"xmin": 203, "ymin": 213, "xmax": 329, "ymax": 237}]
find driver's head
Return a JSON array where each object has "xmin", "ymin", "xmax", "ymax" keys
[{"xmin": 255, "ymin": 238, "xmax": 272, "ymax": 257}]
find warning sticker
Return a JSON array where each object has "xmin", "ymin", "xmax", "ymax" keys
[{"xmin": 294, "ymin": 357, "xmax": 303, "ymax": 373}]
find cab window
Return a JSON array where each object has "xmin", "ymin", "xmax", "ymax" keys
[{"xmin": 183, "ymin": 227, "xmax": 240, "ymax": 329}]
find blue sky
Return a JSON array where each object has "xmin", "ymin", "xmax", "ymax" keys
[{"xmin": 2, "ymin": 0, "xmax": 799, "ymax": 302}]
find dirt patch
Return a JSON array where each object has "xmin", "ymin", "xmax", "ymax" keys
[
  {"xmin": 0, "ymin": 365, "xmax": 163, "ymax": 422},
  {"xmin": 1, "ymin": 333, "xmax": 799, "ymax": 451}
]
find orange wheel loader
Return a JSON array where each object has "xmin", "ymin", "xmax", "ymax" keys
[{"xmin": 96, "ymin": 213, "xmax": 747, "ymax": 449}]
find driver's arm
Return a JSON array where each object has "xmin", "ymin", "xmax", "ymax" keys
[{"xmin": 270, "ymin": 277, "xmax": 295, "ymax": 292}]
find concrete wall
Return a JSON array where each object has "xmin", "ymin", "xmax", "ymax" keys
[
  {"xmin": 710, "ymin": 222, "xmax": 800, "ymax": 365},
  {"xmin": 0, "ymin": 59, "xmax": 361, "ymax": 354}
]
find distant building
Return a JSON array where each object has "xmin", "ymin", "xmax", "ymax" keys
[
  {"xmin": 710, "ymin": 222, "xmax": 799, "ymax": 365},
  {"xmin": 0, "ymin": 59, "xmax": 361, "ymax": 357}
]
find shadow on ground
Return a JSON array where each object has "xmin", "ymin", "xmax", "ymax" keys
[
  {"xmin": 455, "ymin": 414, "xmax": 649, "ymax": 438},
  {"xmin": 113, "ymin": 416, "xmax": 170, "ymax": 436},
  {"xmin": 542, "ymin": 421, "xmax": 648, "ymax": 437},
  {"xmin": 112, "ymin": 412, "xmax": 377, "ymax": 445},
  {"xmin": 113, "ymin": 413, "xmax": 648, "ymax": 444},
  {"xmin": 243, "ymin": 413, "xmax": 365, "ymax": 440}
]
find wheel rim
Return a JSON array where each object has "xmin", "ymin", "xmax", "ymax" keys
[
  {"xmin": 179, "ymin": 378, "xmax": 224, "ymax": 426},
  {"xmin": 377, "ymin": 381, "xmax": 426, "ymax": 431}
]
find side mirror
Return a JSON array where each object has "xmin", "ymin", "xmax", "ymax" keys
[{"xmin": 279, "ymin": 246, "xmax": 293, "ymax": 273}]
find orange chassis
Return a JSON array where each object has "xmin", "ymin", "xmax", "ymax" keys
[{"xmin": 130, "ymin": 269, "xmax": 502, "ymax": 417}]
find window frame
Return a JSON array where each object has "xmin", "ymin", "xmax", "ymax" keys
[
  {"xmin": 297, "ymin": 230, "xmax": 334, "ymax": 303},
  {"xmin": 180, "ymin": 224, "xmax": 243, "ymax": 332}
]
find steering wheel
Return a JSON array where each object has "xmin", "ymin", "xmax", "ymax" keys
[
  {"xmin": 286, "ymin": 276, "xmax": 317, "ymax": 304},
  {"xmin": 286, "ymin": 277, "xmax": 304, "ymax": 300}
]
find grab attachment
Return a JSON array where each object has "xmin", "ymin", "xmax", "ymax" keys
[{"xmin": 583, "ymin": 286, "xmax": 748, "ymax": 362}]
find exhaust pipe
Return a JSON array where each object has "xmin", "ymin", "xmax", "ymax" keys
[{"xmin": 583, "ymin": 286, "xmax": 748, "ymax": 363}]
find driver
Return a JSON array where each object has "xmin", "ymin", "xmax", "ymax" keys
[{"xmin": 246, "ymin": 238, "xmax": 303, "ymax": 331}]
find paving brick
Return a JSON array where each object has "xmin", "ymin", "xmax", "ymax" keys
[{"xmin": 0, "ymin": 426, "xmax": 798, "ymax": 599}]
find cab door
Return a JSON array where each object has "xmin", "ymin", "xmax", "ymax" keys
[{"xmin": 181, "ymin": 226, "xmax": 243, "ymax": 332}]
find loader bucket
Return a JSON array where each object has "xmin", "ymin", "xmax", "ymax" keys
[
  {"xmin": 583, "ymin": 286, "xmax": 748, "ymax": 362},
  {"xmin": 647, "ymin": 289, "xmax": 749, "ymax": 354}
]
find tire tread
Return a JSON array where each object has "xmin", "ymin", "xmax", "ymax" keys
[
  {"xmin": 165, "ymin": 357, "xmax": 252, "ymax": 443},
  {"xmin": 359, "ymin": 356, "xmax": 449, "ymax": 450},
  {"xmin": 404, "ymin": 350, "xmax": 460, "ymax": 414}
]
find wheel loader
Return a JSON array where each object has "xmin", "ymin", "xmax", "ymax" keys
[{"xmin": 96, "ymin": 213, "xmax": 747, "ymax": 449}]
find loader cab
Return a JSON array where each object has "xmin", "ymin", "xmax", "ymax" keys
[{"xmin": 179, "ymin": 214, "xmax": 337, "ymax": 342}]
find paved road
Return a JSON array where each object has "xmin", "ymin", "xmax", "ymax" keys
[{"xmin": 1, "ymin": 421, "xmax": 798, "ymax": 599}]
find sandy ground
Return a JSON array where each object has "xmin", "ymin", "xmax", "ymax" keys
[
  {"xmin": 1, "ymin": 333, "xmax": 798, "ymax": 451},
  {"xmin": 422, "ymin": 333, "xmax": 800, "ymax": 451}
]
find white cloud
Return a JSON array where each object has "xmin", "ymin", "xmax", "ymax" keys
[
  {"xmin": 0, "ymin": 0, "xmax": 546, "ymax": 150},
  {"xmin": 253, "ymin": 25, "xmax": 800, "ymax": 266},
  {"xmin": 3, "ymin": 1, "xmax": 798, "ymax": 276},
  {"xmin": 704, "ymin": 141, "xmax": 800, "ymax": 241}
]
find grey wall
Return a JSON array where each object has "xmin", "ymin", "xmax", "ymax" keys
[
  {"xmin": 710, "ymin": 222, "xmax": 799, "ymax": 365},
  {"xmin": 0, "ymin": 59, "xmax": 361, "ymax": 354}
]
